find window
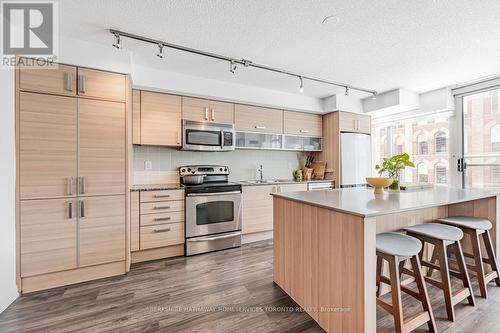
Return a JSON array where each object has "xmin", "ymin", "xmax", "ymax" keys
[
  {"xmin": 417, "ymin": 163, "xmax": 428, "ymax": 183},
  {"xmin": 393, "ymin": 136, "xmax": 403, "ymax": 155},
  {"xmin": 418, "ymin": 134, "xmax": 428, "ymax": 154},
  {"xmin": 491, "ymin": 124, "xmax": 500, "ymax": 152},
  {"xmin": 435, "ymin": 132, "xmax": 447, "ymax": 153},
  {"xmin": 435, "ymin": 165, "xmax": 447, "ymax": 184},
  {"xmin": 372, "ymin": 112, "xmax": 450, "ymax": 186}
]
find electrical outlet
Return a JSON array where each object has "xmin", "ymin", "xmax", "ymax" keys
[{"xmin": 145, "ymin": 160, "xmax": 153, "ymax": 170}]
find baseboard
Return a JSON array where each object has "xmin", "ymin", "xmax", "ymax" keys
[
  {"xmin": 242, "ymin": 230, "xmax": 273, "ymax": 244},
  {"xmin": 21, "ymin": 261, "xmax": 126, "ymax": 293}
]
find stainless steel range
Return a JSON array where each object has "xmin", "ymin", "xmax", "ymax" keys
[{"xmin": 180, "ymin": 165, "xmax": 242, "ymax": 256}]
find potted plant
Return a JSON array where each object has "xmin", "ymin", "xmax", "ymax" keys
[{"xmin": 375, "ymin": 153, "xmax": 415, "ymax": 193}]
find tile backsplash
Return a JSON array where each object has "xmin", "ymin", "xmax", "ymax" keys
[{"xmin": 133, "ymin": 146, "xmax": 305, "ymax": 184}]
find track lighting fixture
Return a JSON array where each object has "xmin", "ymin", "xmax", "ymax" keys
[
  {"xmin": 108, "ymin": 29, "xmax": 378, "ymax": 97},
  {"xmin": 230, "ymin": 61, "xmax": 237, "ymax": 74},
  {"xmin": 112, "ymin": 33, "xmax": 121, "ymax": 49},
  {"xmin": 157, "ymin": 43, "xmax": 164, "ymax": 58}
]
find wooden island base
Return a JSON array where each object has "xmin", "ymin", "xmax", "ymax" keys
[{"xmin": 273, "ymin": 194, "xmax": 499, "ymax": 333}]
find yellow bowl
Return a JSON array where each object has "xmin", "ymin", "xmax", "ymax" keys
[{"xmin": 366, "ymin": 177, "xmax": 393, "ymax": 194}]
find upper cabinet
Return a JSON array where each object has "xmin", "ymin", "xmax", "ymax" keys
[
  {"xmin": 18, "ymin": 60, "xmax": 126, "ymax": 102},
  {"xmin": 283, "ymin": 111, "xmax": 322, "ymax": 137},
  {"xmin": 338, "ymin": 111, "xmax": 371, "ymax": 134},
  {"xmin": 19, "ymin": 63, "xmax": 77, "ymax": 96},
  {"xmin": 182, "ymin": 97, "xmax": 234, "ymax": 124},
  {"xmin": 140, "ymin": 91, "xmax": 182, "ymax": 147},
  {"xmin": 235, "ymin": 104, "xmax": 283, "ymax": 133},
  {"xmin": 77, "ymin": 68, "xmax": 127, "ymax": 102}
]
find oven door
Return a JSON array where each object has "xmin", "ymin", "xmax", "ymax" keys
[{"xmin": 185, "ymin": 192, "xmax": 242, "ymax": 238}]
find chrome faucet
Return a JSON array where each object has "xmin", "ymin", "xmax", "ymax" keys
[{"xmin": 258, "ymin": 165, "xmax": 263, "ymax": 182}]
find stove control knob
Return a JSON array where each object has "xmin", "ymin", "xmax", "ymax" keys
[
  {"xmin": 219, "ymin": 167, "xmax": 223, "ymax": 171},
  {"xmin": 181, "ymin": 168, "xmax": 186, "ymax": 173},
  {"xmin": 187, "ymin": 168, "xmax": 191, "ymax": 172},
  {"xmin": 224, "ymin": 168, "xmax": 228, "ymax": 172}
]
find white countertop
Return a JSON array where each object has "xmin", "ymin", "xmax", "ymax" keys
[{"xmin": 271, "ymin": 187, "xmax": 500, "ymax": 217}]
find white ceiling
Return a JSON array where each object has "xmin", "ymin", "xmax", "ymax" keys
[{"xmin": 60, "ymin": 0, "xmax": 500, "ymax": 98}]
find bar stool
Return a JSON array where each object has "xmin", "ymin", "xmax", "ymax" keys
[
  {"xmin": 376, "ymin": 232, "xmax": 436, "ymax": 333},
  {"xmin": 403, "ymin": 223, "xmax": 475, "ymax": 322},
  {"xmin": 437, "ymin": 216, "xmax": 500, "ymax": 298}
]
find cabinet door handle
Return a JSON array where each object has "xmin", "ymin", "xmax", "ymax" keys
[
  {"xmin": 154, "ymin": 194, "xmax": 171, "ymax": 198},
  {"xmin": 78, "ymin": 75, "xmax": 86, "ymax": 94},
  {"xmin": 177, "ymin": 131, "xmax": 181, "ymax": 145},
  {"xmin": 68, "ymin": 202, "xmax": 73, "ymax": 219},
  {"xmin": 64, "ymin": 73, "xmax": 73, "ymax": 92},
  {"xmin": 204, "ymin": 107, "xmax": 209, "ymax": 120},
  {"xmin": 154, "ymin": 205, "xmax": 171, "ymax": 210},
  {"xmin": 67, "ymin": 176, "xmax": 73, "ymax": 195},
  {"xmin": 79, "ymin": 176, "xmax": 86, "ymax": 194},
  {"xmin": 79, "ymin": 200, "xmax": 85, "ymax": 218},
  {"xmin": 153, "ymin": 228, "xmax": 171, "ymax": 233},
  {"xmin": 299, "ymin": 129, "xmax": 309, "ymax": 133},
  {"xmin": 211, "ymin": 108, "xmax": 215, "ymax": 121},
  {"xmin": 255, "ymin": 125, "xmax": 266, "ymax": 129},
  {"xmin": 154, "ymin": 217, "xmax": 171, "ymax": 222}
]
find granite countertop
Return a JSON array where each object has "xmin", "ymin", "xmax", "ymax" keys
[
  {"xmin": 238, "ymin": 179, "xmax": 334, "ymax": 186},
  {"xmin": 131, "ymin": 179, "xmax": 334, "ymax": 191},
  {"xmin": 130, "ymin": 183, "xmax": 184, "ymax": 191},
  {"xmin": 271, "ymin": 187, "xmax": 500, "ymax": 218}
]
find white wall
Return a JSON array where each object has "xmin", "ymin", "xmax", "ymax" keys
[{"xmin": 0, "ymin": 68, "xmax": 19, "ymax": 312}]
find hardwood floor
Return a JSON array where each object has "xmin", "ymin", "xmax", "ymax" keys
[{"xmin": 1, "ymin": 240, "xmax": 499, "ymax": 333}]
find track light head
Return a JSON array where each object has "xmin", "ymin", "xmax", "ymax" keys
[
  {"xmin": 157, "ymin": 43, "xmax": 164, "ymax": 59},
  {"xmin": 229, "ymin": 60, "xmax": 237, "ymax": 74},
  {"xmin": 112, "ymin": 33, "xmax": 121, "ymax": 49},
  {"xmin": 371, "ymin": 92, "xmax": 378, "ymax": 100},
  {"xmin": 299, "ymin": 76, "xmax": 304, "ymax": 93},
  {"xmin": 344, "ymin": 86, "xmax": 349, "ymax": 96}
]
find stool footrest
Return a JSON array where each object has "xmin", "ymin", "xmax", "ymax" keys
[
  {"xmin": 376, "ymin": 298, "xmax": 394, "ymax": 314},
  {"xmin": 485, "ymin": 271, "xmax": 499, "ymax": 284},
  {"xmin": 400, "ymin": 285, "xmax": 422, "ymax": 301},
  {"xmin": 403, "ymin": 311, "xmax": 431, "ymax": 333},
  {"xmin": 451, "ymin": 288, "xmax": 471, "ymax": 306},
  {"xmin": 424, "ymin": 276, "xmax": 443, "ymax": 289}
]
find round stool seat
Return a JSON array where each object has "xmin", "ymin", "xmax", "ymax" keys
[
  {"xmin": 376, "ymin": 232, "xmax": 422, "ymax": 257},
  {"xmin": 437, "ymin": 216, "xmax": 492, "ymax": 231},
  {"xmin": 403, "ymin": 223, "xmax": 463, "ymax": 242}
]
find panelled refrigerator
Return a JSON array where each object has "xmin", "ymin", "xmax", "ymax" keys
[{"xmin": 340, "ymin": 132, "xmax": 372, "ymax": 187}]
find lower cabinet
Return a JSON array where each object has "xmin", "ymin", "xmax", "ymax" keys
[
  {"xmin": 242, "ymin": 183, "xmax": 307, "ymax": 242},
  {"xmin": 20, "ymin": 195, "xmax": 126, "ymax": 288},
  {"xmin": 130, "ymin": 189, "xmax": 185, "ymax": 263}
]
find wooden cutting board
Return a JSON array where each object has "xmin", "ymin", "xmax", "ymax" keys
[{"xmin": 311, "ymin": 161, "xmax": 326, "ymax": 180}]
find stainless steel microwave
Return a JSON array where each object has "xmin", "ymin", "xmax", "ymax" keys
[{"xmin": 182, "ymin": 120, "xmax": 235, "ymax": 151}]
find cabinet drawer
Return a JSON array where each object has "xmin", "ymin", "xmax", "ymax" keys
[
  {"xmin": 140, "ymin": 200, "xmax": 184, "ymax": 215},
  {"xmin": 284, "ymin": 111, "xmax": 322, "ymax": 136},
  {"xmin": 235, "ymin": 104, "xmax": 283, "ymax": 133},
  {"xmin": 140, "ymin": 211, "xmax": 184, "ymax": 226},
  {"xmin": 140, "ymin": 189, "xmax": 184, "ymax": 203},
  {"xmin": 140, "ymin": 223, "xmax": 184, "ymax": 250}
]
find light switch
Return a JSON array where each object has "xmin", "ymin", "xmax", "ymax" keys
[{"xmin": 145, "ymin": 160, "xmax": 153, "ymax": 170}]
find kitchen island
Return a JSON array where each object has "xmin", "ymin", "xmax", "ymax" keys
[{"xmin": 271, "ymin": 187, "xmax": 500, "ymax": 333}]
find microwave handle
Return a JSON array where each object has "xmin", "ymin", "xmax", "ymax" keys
[{"xmin": 221, "ymin": 130, "xmax": 224, "ymax": 148}]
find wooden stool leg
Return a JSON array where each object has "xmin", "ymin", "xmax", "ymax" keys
[
  {"xmin": 468, "ymin": 229, "xmax": 488, "ymax": 298},
  {"xmin": 482, "ymin": 230, "xmax": 500, "ymax": 286},
  {"xmin": 388, "ymin": 256, "xmax": 404, "ymax": 333},
  {"xmin": 437, "ymin": 241, "xmax": 455, "ymax": 321},
  {"xmin": 426, "ymin": 246, "xmax": 438, "ymax": 277},
  {"xmin": 411, "ymin": 255, "xmax": 437, "ymax": 332},
  {"xmin": 376, "ymin": 256, "xmax": 383, "ymax": 297},
  {"xmin": 452, "ymin": 241, "xmax": 476, "ymax": 306}
]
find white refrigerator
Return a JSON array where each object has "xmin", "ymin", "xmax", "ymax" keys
[{"xmin": 340, "ymin": 132, "xmax": 372, "ymax": 187}]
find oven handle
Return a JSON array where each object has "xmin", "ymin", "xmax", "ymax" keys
[
  {"xmin": 187, "ymin": 191, "xmax": 241, "ymax": 197},
  {"xmin": 188, "ymin": 231, "xmax": 241, "ymax": 242}
]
